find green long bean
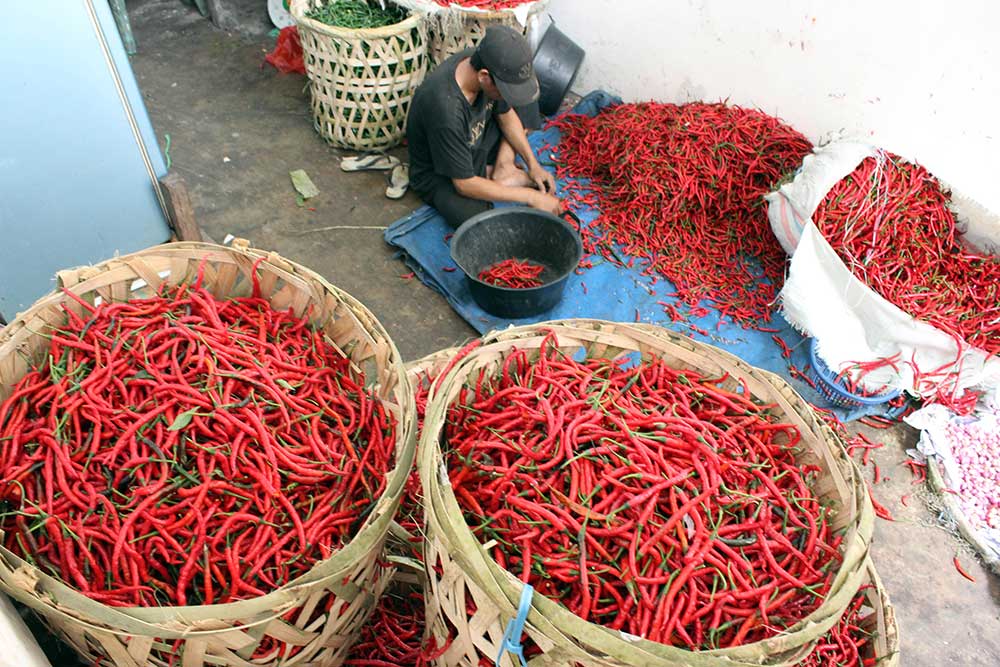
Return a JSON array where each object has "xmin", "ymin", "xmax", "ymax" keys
[{"xmin": 305, "ymin": 0, "xmax": 407, "ymax": 29}]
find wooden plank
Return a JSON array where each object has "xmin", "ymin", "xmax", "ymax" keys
[
  {"xmin": 107, "ymin": 0, "xmax": 137, "ymax": 55},
  {"xmin": 158, "ymin": 172, "xmax": 203, "ymax": 242}
]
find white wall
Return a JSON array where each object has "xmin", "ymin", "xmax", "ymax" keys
[{"xmin": 544, "ymin": 0, "xmax": 1000, "ymax": 213}]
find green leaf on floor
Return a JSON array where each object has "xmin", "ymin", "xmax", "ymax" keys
[{"xmin": 290, "ymin": 169, "xmax": 320, "ymax": 200}]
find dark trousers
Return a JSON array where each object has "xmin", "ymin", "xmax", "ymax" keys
[
  {"xmin": 428, "ymin": 185, "xmax": 493, "ymax": 229},
  {"xmin": 422, "ymin": 126, "xmax": 503, "ymax": 229}
]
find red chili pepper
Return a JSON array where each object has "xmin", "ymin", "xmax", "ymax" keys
[
  {"xmin": 867, "ymin": 483, "xmax": 894, "ymax": 521},
  {"xmin": 953, "ymin": 555, "xmax": 976, "ymax": 583},
  {"xmin": 813, "ymin": 152, "xmax": 999, "ymax": 357},
  {"xmin": 798, "ymin": 587, "xmax": 877, "ymax": 666},
  {"xmin": 0, "ymin": 282, "xmax": 397, "ymax": 620},
  {"xmin": 478, "ymin": 259, "xmax": 545, "ymax": 289},
  {"xmin": 788, "ymin": 364, "xmax": 819, "ymax": 390},
  {"xmin": 903, "ymin": 459, "xmax": 927, "ymax": 485},
  {"xmin": 552, "ymin": 102, "xmax": 811, "ymax": 328},
  {"xmin": 344, "ymin": 588, "xmax": 446, "ymax": 667},
  {"xmin": 441, "ymin": 331, "xmax": 841, "ymax": 650},
  {"xmin": 771, "ymin": 335, "xmax": 792, "ymax": 360},
  {"xmin": 812, "ymin": 407, "xmax": 892, "ymax": 491}
]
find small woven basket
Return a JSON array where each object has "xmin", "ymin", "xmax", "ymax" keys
[
  {"xmin": 419, "ymin": 0, "xmax": 548, "ymax": 66},
  {"xmin": 808, "ymin": 340, "xmax": 901, "ymax": 409},
  {"xmin": 0, "ymin": 240, "xmax": 416, "ymax": 667},
  {"xmin": 419, "ymin": 320, "xmax": 874, "ymax": 667},
  {"xmin": 291, "ymin": 0, "xmax": 428, "ymax": 150}
]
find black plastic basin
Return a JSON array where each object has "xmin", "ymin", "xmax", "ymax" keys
[
  {"xmin": 451, "ymin": 208, "xmax": 583, "ymax": 318},
  {"xmin": 534, "ymin": 23, "xmax": 586, "ymax": 117}
]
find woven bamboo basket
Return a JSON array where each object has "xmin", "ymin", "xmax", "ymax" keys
[
  {"xmin": 419, "ymin": 320, "xmax": 874, "ymax": 667},
  {"xmin": 420, "ymin": 1, "xmax": 548, "ymax": 66},
  {"xmin": 0, "ymin": 240, "xmax": 416, "ymax": 667},
  {"xmin": 784, "ymin": 557, "xmax": 898, "ymax": 666},
  {"xmin": 857, "ymin": 559, "xmax": 899, "ymax": 667},
  {"xmin": 386, "ymin": 348, "xmax": 459, "ymax": 560},
  {"xmin": 926, "ymin": 456, "xmax": 1000, "ymax": 575},
  {"xmin": 291, "ymin": 0, "xmax": 428, "ymax": 150}
]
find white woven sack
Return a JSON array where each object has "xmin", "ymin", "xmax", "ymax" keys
[
  {"xmin": 393, "ymin": 0, "xmax": 545, "ymax": 26},
  {"xmin": 765, "ymin": 139, "xmax": 1000, "ymax": 401}
]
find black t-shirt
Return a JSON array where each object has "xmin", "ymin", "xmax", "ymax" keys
[{"xmin": 407, "ymin": 49, "xmax": 510, "ymax": 200}]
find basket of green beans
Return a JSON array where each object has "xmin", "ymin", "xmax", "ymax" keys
[
  {"xmin": 291, "ymin": 0, "xmax": 428, "ymax": 149},
  {"xmin": 305, "ymin": 0, "xmax": 408, "ymax": 29}
]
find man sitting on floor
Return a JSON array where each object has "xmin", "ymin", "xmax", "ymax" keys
[{"xmin": 407, "ymin": 26, "xmax": 562, "ymax": 228}]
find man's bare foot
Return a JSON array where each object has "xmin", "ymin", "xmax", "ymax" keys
[{"xmin": 491, "ymin": 163, "xmax": 535, "ymax": 188}]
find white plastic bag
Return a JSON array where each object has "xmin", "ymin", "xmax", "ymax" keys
[
  {"xmin": 765, "ymin": 139, "xmax": 1000, "ymax": 400},
  {"xmin": 0, "ymin": 594, "xmax": 51, "ymax": 667},
  {"xmin": 392, "ymin": 0, "xmax": 547, "ymax": 27},
  {"xmin": 766, "ymin": 139, "xmax": 876, "ymax": 254},
  {"xmin": 905, "ymin": 401, "xmax": 1000, "ymax": 564}
]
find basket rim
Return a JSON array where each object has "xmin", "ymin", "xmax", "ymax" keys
[
  {"xmin": 411, "ymin": 0, "xmax": 548, "ymax": 21},
  {"xmin": 861, "ymin": 557, "xmax": 900, "ymax": 667},
  {"xmin": 926, "ymin": 457, "xmax": 1000, "ymax": 575},
  {"xmin": 0, "ymin": 241, "xmax": 416, "ymax": 636},
  {"xmin": 291, "ymin": 0, "xmax": 424, "ymax": 39},
  {"xmin": 808, "ymin": 339, "xmax": 902, "ymax": 406},
  {"xmin": 419, "ymin": 319, "xmax": 874, "ymax": 665}
]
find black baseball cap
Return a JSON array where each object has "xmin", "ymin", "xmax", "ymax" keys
[{"xmin": 474, "ymin": 26, "xmax": 539, "ymax": 107}]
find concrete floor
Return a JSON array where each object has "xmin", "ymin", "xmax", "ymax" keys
[
  {"xmin": 128, "ymin": 0, "xmax": 476, "ymax": 361},
  {"xmin": 28, "ymin": 1, "xmax": 999, "ymax": 664}
]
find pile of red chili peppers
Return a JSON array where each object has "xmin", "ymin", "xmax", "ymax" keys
[
  {"xmin": 345, "ymin": 588, "xmax": 447, "ymax": 667},
  {"xmin": 0, "ymin": 279, "xmax": 396, "ymax": 608},
  {"xmin": 811, "ymin": 407, "xmax": 896, "ymax": 522},
  {"xmin": 443, "ymin": 334, "xmax": 842, "ymax": 649},
  {"xmin": 478, "ymin": 259, "xmax": 546, "ymax": 289},
  {"xmin": 813, "ymin": 152, "xmax": 1000, "ymax": 355},
  {"xmin": 429, "ymin": 0, "xmax": 534, "ymax": 8},
  {"xmin": 551, "ymin": 102, "xmax": 812, "ymax": 327},
  {"xmin": 800, "ymin": 587, "xmax": 877, "ymax": 666}
]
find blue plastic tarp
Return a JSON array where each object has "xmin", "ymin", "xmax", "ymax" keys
[{"xmin": 385, "ymin": 91, "xmax": 889, "ymax": 421}]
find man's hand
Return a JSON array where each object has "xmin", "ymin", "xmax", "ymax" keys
[
  {"xmin": 529, "ymin": 162, "xmax": 557, "ymax": 194},
  {"xmin": 528, "ymin": 191, "xmax": 563, "ymax": 216}
]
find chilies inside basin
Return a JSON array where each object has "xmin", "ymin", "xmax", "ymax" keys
[{"xmin": 451, "ymin": 207, "xmax": 582, "ymax": 318}]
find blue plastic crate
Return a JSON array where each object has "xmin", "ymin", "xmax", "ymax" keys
[{"xmin": 808, "ymin": 340, "xmax": 901, "ymax": 409}]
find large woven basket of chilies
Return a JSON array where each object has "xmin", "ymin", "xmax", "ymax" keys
[
  {"xmin": 419, "ymin": 320, "xmax": 874, "ymax": 667},
  {"xmin": 0, "ymin": 240, "xmax": 416, "ymax": 666},
  {"xmin": 291, "ymin": 0, "xmax": 428, "ymax": 150},
  {"xmin": 417, "ymin": 0, "xmax": 549, "ymax": 67}
]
